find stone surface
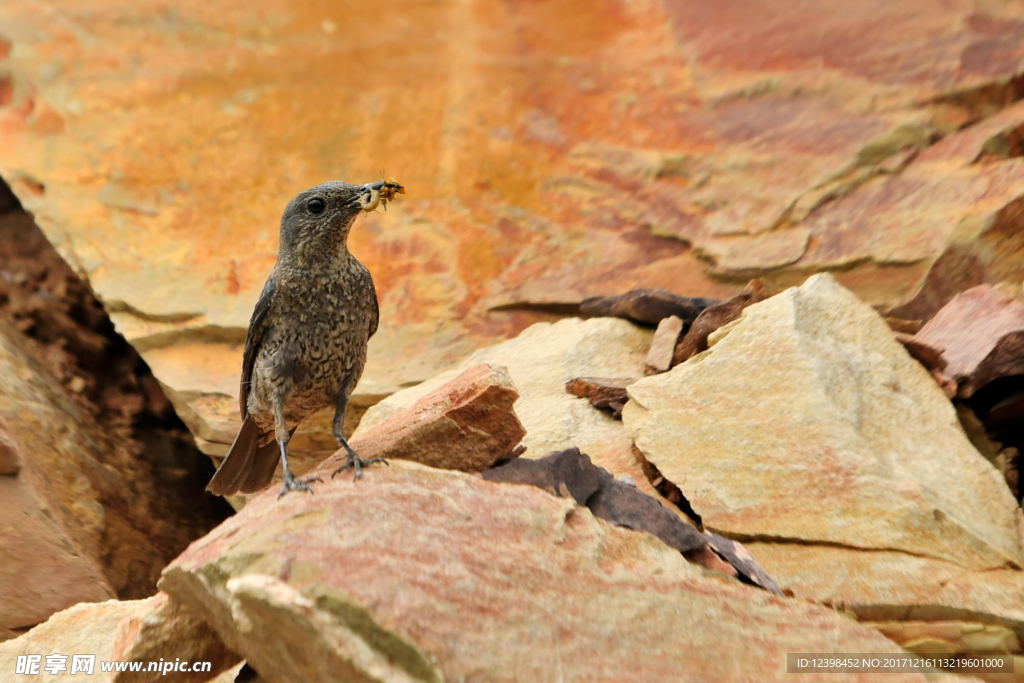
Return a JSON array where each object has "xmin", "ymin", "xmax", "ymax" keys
[
  {"xmin": 0, "ymin": 319, "xmax": 224, "ymax": 633},
  {"xmin": 327, "ymin": 363, "xmax": 525, "ymax": 474},
  {"xmin": 915, "ymin": 285, "xmax": 1024, "ymax": 396},
  {"xmin": 0, "ymin": 594, "xmax": 238, "ymax": 682},
  {"xmin": 357, "ymin": 317, "xmax": 663, "ymax": 502},
  {"xmin": 644, "ymin": 315, "xmax": 684, "ymax": 374},
  {"xmin": 161, "ymin": 461, "xmax": 918, "ymax": 682},
  {"xmin": 624, "ymin": 274, "xmax": 1023, "ymax": 570},
  {"xmin": 3, "ymin": 2, "xmax": 1024, "ymax": 462},
  {"xmin": 865, "ymin": 621, "xmax": 1019, "ymax": 656}
]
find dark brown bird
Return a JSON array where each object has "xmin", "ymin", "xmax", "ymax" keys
[{"xmin": 207, "ymin": 179, "xmax": 403, "ymax": 498}]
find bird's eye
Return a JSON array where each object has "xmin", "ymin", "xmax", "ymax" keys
[{"xmin": 307, "ymin": 197, "xmax": 326, "ymax": 214}]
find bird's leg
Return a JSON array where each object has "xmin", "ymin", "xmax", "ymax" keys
[
  {"xmin": 330, "ymin": 393, "xmax": 387, "ymax": 480},
  {"xmin": 274, "ymin": 397, "xmax": 321, "ymax": 499}
]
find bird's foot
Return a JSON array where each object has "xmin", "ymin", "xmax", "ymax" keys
[
  {"xmin": 277, "ymin": 472, "xmax": 322, "ymax": 499},
  {"xmin": 331, "ymin": 453, "xmax": 388, "ymax": 481}
]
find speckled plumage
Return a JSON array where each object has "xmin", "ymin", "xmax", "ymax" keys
[
  {"xmin": 246, "ymin": 255, "xmax": 377, "ymax": 430},
  {"xmin": 208, "ymin": 179, "xmax": 400, "ymax": 497}
]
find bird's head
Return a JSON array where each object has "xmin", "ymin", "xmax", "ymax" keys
[{"xmin": 278, "ymin": 179, "xmax": 404, "ymax": 259}]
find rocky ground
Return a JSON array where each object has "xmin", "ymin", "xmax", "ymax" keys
[
  {"xmin": 0, "ymin": 213, "xmax": 1021, "ymax": 678},
  {"xmin": 0, "ymin": 1, "xmax": 1023, "ymax": 681}
]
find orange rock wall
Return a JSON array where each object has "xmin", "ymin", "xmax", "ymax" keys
[{"xmin": 1, "ymin": 0, "xmax": 1022, "ymax": 455}]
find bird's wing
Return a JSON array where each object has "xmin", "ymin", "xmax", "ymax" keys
[
  {"xmin": 240, "ymin": 273, "xmax": 276, "ymax": 418},
  {"xmin": 367, "ymin": 276, "xmax": 379, "ymax": 339}
]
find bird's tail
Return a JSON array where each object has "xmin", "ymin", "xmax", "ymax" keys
[{"xmin": 206, "ymin": 415, "xmax": 280, "ymax": 496}]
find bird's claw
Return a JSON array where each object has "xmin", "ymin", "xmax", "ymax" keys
[
  {"xmin": 277, "ymin": 473, "xmax": 322, "ymax": 499},
  {"xmin": 331, "ymin": 455, "xmax": 388, "ymax": 481}
]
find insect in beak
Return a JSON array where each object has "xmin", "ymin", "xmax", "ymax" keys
[{"xmin": 357, "ymin": 178, "xmax": 404, "ymax": 212}]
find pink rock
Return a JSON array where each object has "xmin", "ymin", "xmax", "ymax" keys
[
  {"xmin": 162, "ymin": 463, "xmax": 916, "ymax": 681},
  {"xmin": 914, "ymin": 285, "xmax": 1024, "ymax": 396},
  {"xmin": 329, "ymin": 363, "xmax": 525, "ymax": 473}
]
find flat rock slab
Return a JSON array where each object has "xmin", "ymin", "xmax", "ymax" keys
[
  {"xmin": 624, "ymin": 274, "xmax": 1023, "ymax": 571},
  {"xmin": 161, "ymin": 462, "xmax": 919, "ymax": 682}
]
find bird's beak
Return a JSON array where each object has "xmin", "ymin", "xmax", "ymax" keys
[{"xmin": 355, "ymin": 179, "xmax": 405, "ymax": 212}]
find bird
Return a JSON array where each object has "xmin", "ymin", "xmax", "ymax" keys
[{"xmin": 207, "ymin": 179, "xmax": 403, "ymax": 498}]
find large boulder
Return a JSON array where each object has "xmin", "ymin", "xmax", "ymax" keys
[
  {"xmin": 623, "ymin": 274, "xmax": 1024, "ymax": 652},
  {"xmin": 2, "ymin": 1, "xmax": 1024, "ymax": 462},
  {"xmin": 161, "ymin": 461, "xmax": 919, "ymax": 682}
]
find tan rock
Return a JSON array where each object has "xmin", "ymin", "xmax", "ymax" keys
[
  {"xmin": 358, "ymin": 317, "xmax": 659, "ymax": 499},
  {"xmin": 0, "ymin": 474, "xmax": 113, "ymax": 631},
  {"xmin": 624, "ymin": 274, "xmax": 1023, "ymax": 570},
  {"xmin": 161, "ymin": 461, "xmax": 919, "ymax": 682},
  {"xmin": 747, "ymin": 544, "xmax": 1024, "ymax": 641},
  {"xmin": 644, "ymin": 315, "xmax": 684, "ymax": 374},
  {"xmin": 0, "ymin": 600, "xmax": 147, "ymax": 682},
  {"xmin": 866, "ymin": 620, "xmax": 1019, "ymax": 656},
  {"xmin": 114, "ymin": 593, "xmax": 240, "ymax": 681},
  {"xmin": 4, "ymin": 2, "xmax": 1024, "ymax": 463},
  {"xmin": 0, "ymin": 594, "xmax": 238, "ymax": 682},
  {"xmin": 329, "ymin": 363, "xmax": 524, "ymax": 473}
]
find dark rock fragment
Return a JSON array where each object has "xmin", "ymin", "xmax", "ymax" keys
[
  {"xmin": 673, "ymin": 279, "xmax": 767, "ymax": 365},
  {"xmin": 580, "ymin": 289, "xmax": 716, "ymax": 327},
  {"xmin": 565, "ymin": 377, "xmax": 635, "ymax": 418},
  {"xmin": 485, "ymin": 448, "xmax": 782, "ymax": 593}
]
